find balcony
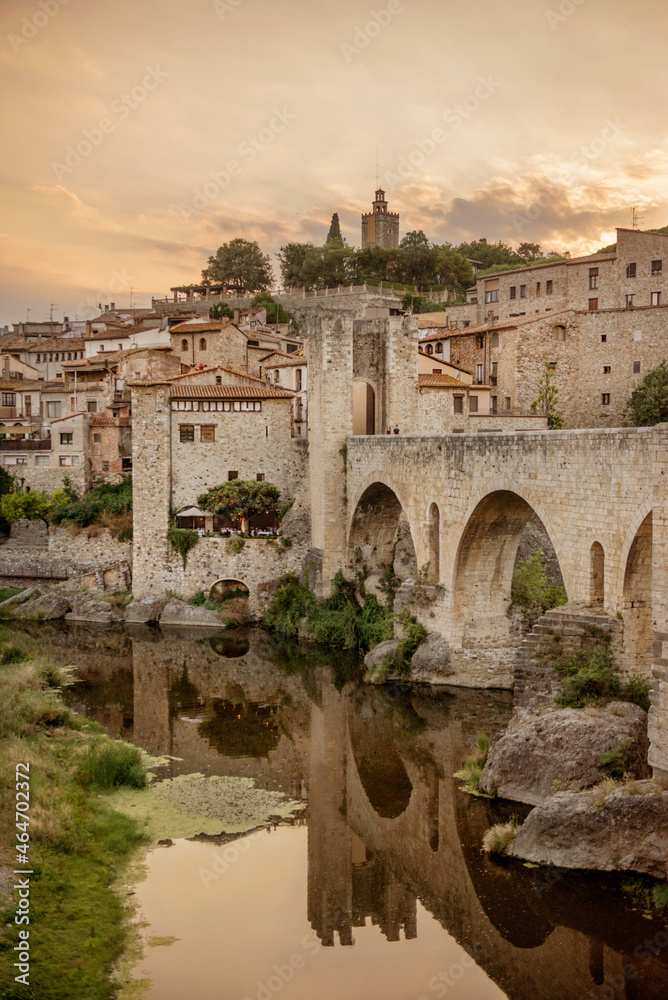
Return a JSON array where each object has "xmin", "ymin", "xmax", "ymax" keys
[{"xmin": 0, "ymin": 438, "xmax": 51, "ymax": 451}]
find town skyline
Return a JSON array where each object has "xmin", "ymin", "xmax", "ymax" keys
[{"xmin": 2, "ymin": 0, "xmax": 668, "ymax": 324}]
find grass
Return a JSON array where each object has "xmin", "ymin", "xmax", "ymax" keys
[
  {"xmin": 0, "ymin": 588, "xmax": 24, "ymax": 604},
  {"xmin": 454, "ymin": 732, "xmax": 493, "ymax": 797},
  {"xmin": 599, "ymin": 737, "xmax": 634, "ymax": 780},
  {"xmin": 188, "ymin": 588, "xmax": 248, "ymax": 609},
  {"xmin": 0, "ymin": 631, "xmax": 148, "ymax": 999},
  {"xmin": 482, "ymin": 820, "xmax": 520, "ymax": 856}
]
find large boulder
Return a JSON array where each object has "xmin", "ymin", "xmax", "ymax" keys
[
  {"xmin": 480, "ymin": 702, "xmax": 649, "ymax": 805},
  {"xmin": 15, "ymin": 593, "xmax": 71, "ymax": 620},
  {"xmin": 364, "ymin": 639, "xmax": 401, "ymax": 683},
  {"xmin": 509, "ymin": 785, "xmax": 668, "ymax": 879},
  {"xmin": 159, "ymin": 600, "xmax": 222, "ymax": 627},
  {"xmin": 410, "ymin": 633, "xmax": 454, "ymax": 683},
  {"xmin": 125, "ymin": 597, "xmax": 167, "ymax": 624},
  {"xmin": 66, "ymin": 598, "xmax": 124, "ymax": 624}
]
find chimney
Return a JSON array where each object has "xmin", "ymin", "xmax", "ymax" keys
[
  {"xmin": 104, "ymin": 305, "xmax": 109, "ymax": 313},
  {"xmin": 233, "ymin": 309, "xmax": 239, "ymax": 325}
]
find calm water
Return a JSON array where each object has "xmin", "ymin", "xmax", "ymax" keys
[{"xmin": 24, "ymin": 622, "xmax": 668, "ymax": 1000}]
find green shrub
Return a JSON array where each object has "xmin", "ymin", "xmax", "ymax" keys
[
  {"xmin": 1, "ymin": 644, "xmax": 28, "ymax": 664},
  {"xmin": 625, "ymin": 674, "xmax": 651, "ymax": 711},
  {"xmin": 599, "ymin": 737, "xmax": 634, "ymax": 779},
  {"xmin": 167, "ymin": 526, "xmax": 199, "ymax": 568},
  {"xmin": 511, "ymin": 550, "xmax": 567, "ymax": 625},
  {"xmin": 555, "ymin": 645, "xmax": 620, "ymax": 707},
  {"xmin": 50, "ymin": 477, "xmax": 133, "ymax": 528},
  {"xmin": 187, "ymin": 591, "xmax": 207, "ymax": 606},
  {"xmin": 227, "ymin": 534, "xmax": 246, "ymax": 554},
  {"xmin": 77, "ymin": 741, "xmax": 147, "ymax": 790}
]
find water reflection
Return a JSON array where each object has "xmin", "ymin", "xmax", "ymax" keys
[{"xmin": 32, "ymin": 622, "xmax": 668, "ymax": 999}]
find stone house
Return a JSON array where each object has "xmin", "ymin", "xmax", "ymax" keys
[
  {"xmin": 1, "ymin": 336, "xmax": 86, "ymax": 380},
  {"xmin": 261, "ymin": 355, "xmax": 308, "ymax": 436}
]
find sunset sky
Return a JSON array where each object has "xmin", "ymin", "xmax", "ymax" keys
[{"xmin": 1, "ymin": 0, "xmax": 667, "ymax": 324}]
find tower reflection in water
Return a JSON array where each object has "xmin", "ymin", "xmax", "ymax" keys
[{"xmin": 56, "ymin": 624, "xmax": 668, "ymax": 1000}]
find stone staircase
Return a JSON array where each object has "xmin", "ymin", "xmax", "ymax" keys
[{"xmin": 514, "ymin": 604, "xmax": 623, "ymax": 712}]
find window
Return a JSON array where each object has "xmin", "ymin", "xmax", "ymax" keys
[
  {"xmin": 491, "ymin": 396, "xmax": 497, "ymax": 414},
  {"xmin": 536, "ymin": 282, "xmax": 541, "ymax": 295},
  {"xmin": 35, "ymin": 455, "xmax": 49, "ymax": 466},
  {"xmin": 589, "ymin": 267, "xmax": 599, "ymax": 290},
  {"xmin": 87, "ymin": 400, "xmax": 97, "ymax": 413},
  {"xmin": 432, "ymin": 369, "xmax": 442, "ymax": 375},
  {"xmin": 633, "ymin": 361, "xmax": 641, "ymax": 374},
  {"xmin": 476, "ymin": 335, "xmax": 484, "ymax": 349},
  {"xmin": 435, "ymin": 342, "xmax": 443, "ymax": 353},
  {"xmin": 102, "ymin": 461, "xmax": 109, "ymax": 472},
  {"xmin": 122, "ymin": 458, "xmax": 132, "ymax": 471},
  {"xmin": 553, "ymin": 325, "xmax": 566, "ymax": 341},
  {"xmin": 46, "ymin": 401, "xmax": 61, "ymax": 418},
  {"xmin": 625, "ymin": 294, "xmax": 635, "ymax": 307},
  {"xmin": 426, "ymin": 344, "xmax": 433, "ymax": 355},
  {"xmin": 25, "ymin": 397, "xmax": 31, "ymax": 415},
  {"xmin": 651, "ymin": 291, "xmax": 661, "ymax": 306},
  {"xmin": 60, "ymin": 432, "xmax": 73, "ymax": 445},
  {"xmin": 588, "ymin": 298, "xmax": 599, "ymax": 311},
  {"xmin": 520, "ymin": 285, "xmax": 527, "ymax": 298},
  {"xmin": 181, "ymin": 339, "xmax": 188, "ymax": 352},
  {"xmin": 453, "ymin": 395, "xmax": 464, "ymax": 414},
  {"xmin": 232, "ymin": 400, "xmax": 262, "ymax": 411},
  {"xmin": 1, "ymin": 393, "xmax": 16, "ymax": 407},
  {"xmin": 274, "ymin": 370, "xmax": 280, "ymax": 382},
  {"xmin": 117, "ymin": 344, "xmax": 122, "ymax": 352},
  {"xmin": 484, "ymin": 289, "xmax": 499, "ymax": 303},
  {"xmin": 36, "ymin": 354, "xmax": 41, "ymax": 363},
  {"xmin": 228, "ymin": 471, "xmax": 238, "ymax": 481},
  {"xmin": 546, "ymin": 280, "xmax": 553, "ymax": 294},
  {"xmin": 634, "ymin": 330, "xmax": 642, "ymax": 341},
  {"xmin": 256, "ymin": 473, "xmax": 265, "ymax": 482},
  {"xmin": 603, "ymin": 365, "xmax": 611, "ymax": 374},
  {"xmin": 626, "ymin": 263, "xmax": 636, "ymax": 278},
  {"xmin": 476, "ymin": 364, "xmax": 483, "ymax": 383},
  {"xmin": 601, "ymin": 334, "xmax": 607, "ymax": 343},
  {"xmin": 93, "ymin": 433, "xmax": 101, "ymax": 442},
  {"xmin": 505, "ymin": 397, "xmax": 511, "ymax": 410},
  {"xmin": 179, "ymin": 425, "xmax": 194, "ymax": 443},
  {"xmin": 652, "ymin": 259, "xmax": 663, "ymax": 275},
  {"xmin": 491, "ymin": 332, "xmax": 499, "ymax": 347},
  {"xmin": 215, "ymin": 375, "xmax": 222, "ymax": 385},
  {"xmin": 469, "ymin": 395, "xmax": 479, "ymax": 413},
  {"xmin": 463, "ymin": 321, "xmax": 470, "ymax": 328},
  {"xmin": 59, "ymin": 455, "xmax": 80, "ymax": 466},
  {"xmin": 601, "ymin": 393, "xmax": 610, "ymax": 406},
  {"xmin": 199, "ymin": 338, "xmax": 207, "ymax": 351},
  {"xmin": 200, "ymin": 425, "xmax": 215, "ymax": 442}
]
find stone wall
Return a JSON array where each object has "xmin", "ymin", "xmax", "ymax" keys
[{"xmin": 0, "ymin": 525, "xmax": 131, "ymax": 590}]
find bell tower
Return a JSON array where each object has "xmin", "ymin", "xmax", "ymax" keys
[{"xmin": 361, "ymin": 188, "xmax": 400, "ymax": 250}]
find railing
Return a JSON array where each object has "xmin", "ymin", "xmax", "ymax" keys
[{"xmin": 0, "ymin": 438, "xmax": 51, "ymax": 451}]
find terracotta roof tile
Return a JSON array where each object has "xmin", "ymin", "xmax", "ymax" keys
[
  {"xmin": 418, "ymin": 373, "xmax": 469, "ymax": 388},
  {"xmin": 169, "ymin": 384, "xmax": 294, "ymax": 399}
]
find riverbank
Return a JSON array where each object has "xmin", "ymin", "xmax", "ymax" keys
[{"xmin": 0, "ymin": 630, "xmax": 148, "ymax": 1000}]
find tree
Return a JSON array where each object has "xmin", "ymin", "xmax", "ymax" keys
[
  {"xmin": 201, "ymin": 239, "xmax": 273, "ymax": 293},
  {"xmin": 396, "ymin": 230, "xmax": 437, "ymax": 288},
  {"xmin": 326, "ymin": 213, "xmax": 344, "ymax": 246},
  {"xmin": 277, "ymin": 242, "xmax": 314, "ymax": 287},
  {"xmin": 433, "ymin": 245, "xmax": 475, "ymax": 292},
  {"xmin": 517, "ymin": 241, "xmax": 543, "ymax": 261},
  {"xmin": 531, "ymin": 363, "xmax": 563, "ymax": 429},
  {"xmin": 624, "ymin": 360, "xmax": 668, "ymax": 426},
  {"xmin": 209, "ymin": 302, "xmax": 234, "ymax": 321},
  {"xmin": 198, "ymin": 479, "xmax": 281, "ymax": 534},
  {"xmin": 456, "ymin": 238, "xmax": 524, "ymax": 271},
  {"xmin": 251, "ymin": 292, "xmax": 292, "ymax": 325},
  {"xmin": 0, "ymin": 489, "xmax": 66, "ymax": 526}
]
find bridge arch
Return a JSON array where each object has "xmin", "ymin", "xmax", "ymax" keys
[
  {"xmin": 450, "ymin": 489, "xmax": 567, "ymax": 650},
  {"xmin": 621, "ymin": 510, "xmax": 653, "ymax": 677},
  {"xmin": 347, "ymin": 480, "xmax": 418, "ymax": 582}
]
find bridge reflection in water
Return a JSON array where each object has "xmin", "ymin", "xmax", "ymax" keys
[{"xmin": 51, "ymin": 624, "xmax": 668, "ymax": 1000}]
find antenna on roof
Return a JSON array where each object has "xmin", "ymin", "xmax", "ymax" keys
[
  {"xmin": 632, "ymin": 206, "xmax": 643, "ymax": 230},
  {"xmin": 376, "ymin": 148, "xmax": 379, "ymax": 189}
]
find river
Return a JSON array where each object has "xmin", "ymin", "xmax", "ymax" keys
[{"xmin": 29, "ymin": 621, "xmax": 668, "ymax": 1000}]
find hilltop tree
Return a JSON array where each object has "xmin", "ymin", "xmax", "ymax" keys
[
  {"xmin": 326, "ymin": 213, "xmax": 344, "ymax": 246},
  {"xmin": 277, "ymin": 242, "xmax": 314, "ymax": 287},
  {"xmin": 531, "ymin": 362, "xmax": 563, "ymax": 429},
  {"xmin": 456, "ymin": 238, "xmax": 524, "ymax": 270},
  {"xmin": 198, "ymin": 479, "xmax": 281, "ymax": 534},
  {"xmin": 624, "ymin": 360, "xmax": 668, "ymax": 426},
  {"xmin": 202, "ymin": 239, "xmax": 273, "ymax": 293},
  {"xmin": 209, "ymin": 302, "xmax": 234, "ymax": 320},
  {"xmin": 251, "ymin": 292, "xmax": 292, "ymax": 325},
  {"xmin": 517, "ymin": 241, "xmax": 543, "ymax": 261}
]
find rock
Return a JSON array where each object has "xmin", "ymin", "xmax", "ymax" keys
[
  {"xmin": 125, "ymin": 597, "xmax": 167, "ymax": 624},
  {"xmin": 159, "ymin": 600, "xmax": 222, "ymax": 628},
  {"xmin": 15, "ymin": 593, "xmax": 71, "ymax": 620},
  {"xmin": 410, "ymin": 633, "xmax": 454, "ymax": 683},
  {"xmin": 66, "ymin": 598, "xmax": 125, "ymax": 624},
  {"xmin": 509, "ymin": 785, "xmax": 668, "ymax": 879},
  {"xmin": 480, "ymin": 702, "xmax": 649, "ymax": 805},
  {"xmin": 364, "ymin": 639, "xmax": 401, "ymax": 683}
]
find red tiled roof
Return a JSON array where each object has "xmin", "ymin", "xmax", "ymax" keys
[
  {"xmin": 169, "ymin": 384, "xmax": 294, "ymax": 399},
  {"xmin": 419, "ymin": 373, "xmax": 471, "ymax": 388}
]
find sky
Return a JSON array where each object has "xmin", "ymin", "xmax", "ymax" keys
[{"xmin": 1, "ymin": 0, "xmax": 668, "ymax": 324}]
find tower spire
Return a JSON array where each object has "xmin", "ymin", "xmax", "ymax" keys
[{"xmin": 376, "ymin": 148, "xmax": 379, "ymax": 189}]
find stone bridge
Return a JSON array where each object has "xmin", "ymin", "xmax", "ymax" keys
[{"xmin": 335, "ymin": 426, "xmax": 668, "ymax": 777}]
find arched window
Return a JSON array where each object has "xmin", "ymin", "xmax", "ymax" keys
[
  {"xmin": 436, "ymin": 342, "xmax": 443, "ymax": 353},
  {"xmin": 181, "ymin": 339, "xmax": 188, "ymax": 352},
  {"xmin": 426, "ymin": 344, "xmax": 433, "ymax": 355},
  {"xmin": 199, "ymin": 338, "xmax": 207, "ymax": 351},
  {"xmin": 295, "ymin": 368, "xmax": 302, "ymax": 391},
  {"xmin": 274, "ymin": 370, "xmax": 280, "ymax": 382},
  {"xmin": 553, "ymin": 325, "xmax": 566, "ymax": 341},
  {"xmin": 590, "ymin": 542, "xmax": 604, "ymax": 605},
  {"xmin": 428, "ymin": 502, "xmax": 440, "ymax": 583},
  {"xmin": 215, "ymin": 375, "xmax": 222, "ymax": 385}
]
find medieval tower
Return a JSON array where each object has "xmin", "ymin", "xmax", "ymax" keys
[{"xmin": 361, "ymin": 188, "xmax": 399, "ymax": 250}]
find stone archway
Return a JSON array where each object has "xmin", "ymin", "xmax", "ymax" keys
[
  {"xmin": 621, "ymin": 512, "xmax": 653, "ymax": 677},
  {"xmin": 452, "ymin": 490, "xmax": 566, "ymax": 652},
  {"xmin": 589, "ymin": 542, "xmax": 605, "ymax": 606},
  {"xmin": 348, "ymin": 482, "xmax": 417, "ymax": 586},
  {"xmin": 352, "ymin": 380, "xmax": 376, "ymax": 435}
]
